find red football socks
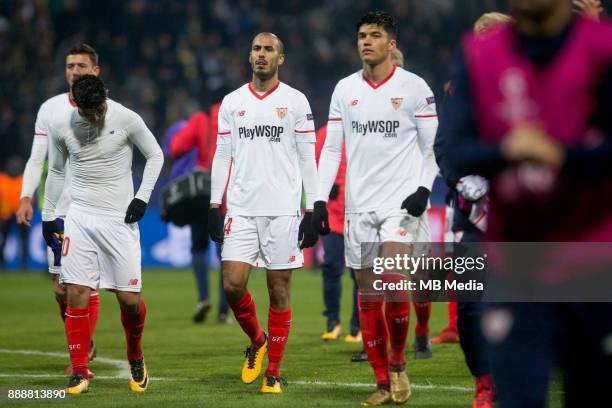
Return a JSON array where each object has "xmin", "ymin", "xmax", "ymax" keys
[
  {"xmin": 265, "ymin": 307, "xmax": 291, "ymax": 378},
  {"xmin": 65, "ymin": 307, "xmax": 90, "ymax": 376},
  {"xmin": 448, "ymin": 301, "xmax": 458, "ymax": 331},
  {"xmin": 121, "ymin": 299, "xmax": 146, "ymax": 361},
  {"xmin": 88, "ymin": 293, "xmax": 100, "ymax": 337},
  {"xmin": 414, "ymin": 301, "xmax": 432, "ymax": 337},
  {"xmin": 385, "ymin": 301, "xmax": 410, "ymax": 371},
  {"xmin": 229, "ymin": 291, "xmax": 265, "ymax": 347},
  {"xmin": 359, "ymin": 293, "xmax": 389, "ymax": 387}
]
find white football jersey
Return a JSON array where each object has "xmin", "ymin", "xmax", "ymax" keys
[
  {"xmin": 24, "ymin": 93, "xmax": 76, "ymax": 216},
  {"xmin": 217, "ymin": 82, "xmax": 316, "ymax": 216},
  {"xmin": 42, "ymin": 99, "xmax": 163, "ymax": 220},
  {"xmin": 321, "ymin": 66, "xmax": 439, "ymax": 213}
]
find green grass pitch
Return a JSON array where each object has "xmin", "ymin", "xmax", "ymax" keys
[{"xmin": 0, "ymin": 268, "xmax": 562, "ymax": 407}]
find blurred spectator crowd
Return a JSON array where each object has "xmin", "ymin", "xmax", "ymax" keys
[{"xmin": 0, "ymin": 0, "xmax": 515, "ymax": 173}]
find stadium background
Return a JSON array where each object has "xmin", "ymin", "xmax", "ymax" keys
[{"xmin": 0, "ymin": 0, "xmax": 610, "ymax": 269}]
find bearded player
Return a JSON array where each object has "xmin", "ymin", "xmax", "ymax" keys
[
  {"xmin": 208, "ymin": 32, "xmax": 318, "ymax": 394},
  {"xmin": 16, "ymin": 44, "xmax": 102, "ymax": 376},
  {"xmin": 42, "ymin": 75, "xmax": 163, "ymax": 394}
]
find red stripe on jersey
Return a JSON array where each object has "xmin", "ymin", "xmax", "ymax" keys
[
  {"xmin": 218, "ymin": 131, "xmax": 231, "ymax": 135},
  {"xmin": 68, "ymin": 94, "xmax": 77, "ymax": 107},
  {"xmin": 363, "ymin": 65, "xmax": 396, "ymax": 90},
  {"xmin": 415, "ymin": 115, "xmax": 438, "ymax": 118},
  {"xmin": 328, "ymin": 118, "xmax": 342, "ymax": 122},
  {"xmin": 295, "ymin": 129, "xmax": 315, "ymax": 134},
  {"xmin": 34, "ymin": 133, "xmax": 47, "ymax": 136},
  {"xmin": 248, "ymin": 81, "xmax": 281, "ymax": 100}
]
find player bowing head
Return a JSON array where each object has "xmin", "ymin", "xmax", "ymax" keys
[
  {"xmin": 65, "ymin": 43, "xmax": 100, "ymax": 88},
  {"xmin": 249, "ymin": 32, "xmax": 285, "ymax": 81},
  {"xmin": 71, "ymin": 74, "xmax": 108, "ymax": 124},
  {"xmin": 357, "ymin": 11, "xmax": 397, "ymax": 66}
]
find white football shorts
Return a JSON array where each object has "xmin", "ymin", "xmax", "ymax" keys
[
  {"xmin": 59, "ymin": 208, "xmax": 142, "ymax": 292},
  {"xmin": 344, "ymin": 208, "xmax": 430, "ymax": 269},
  {"xmin": 221, "ymin": 215, "xmax": 303, "ymax": 270}
]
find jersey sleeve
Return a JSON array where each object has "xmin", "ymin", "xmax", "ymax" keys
[
  {"xmin": 216, "ymin": 98, "xmax": 232, "ymax": 145},
  {"xmin": 413, "ymin": 79, "xmax": 440, "ymax": 190},
  {"xmin": 127, "ymin": 115, "xmax": 164, "ymax": 204},
  {"xmin": 317, "ymin": 84, "xmax": 344, "ymax": 202},
  {"xmin": 413, "ymin": 79, "xmax": 439, "ymax": 128},
  {"xmin": 21, "ymin": 104, "xmax": 50, "ymax": 198},
  {"xmin": 42, "ymin": 125, "xmax": 68, "ymax": 221},
  {"xmin": 294, "ymin": 93, "xmax": 316, "ymax": 143}
]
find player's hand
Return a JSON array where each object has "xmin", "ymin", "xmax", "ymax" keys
[
  {"xmin": 456, "ymin": 175, "xmax": 489, "ymax": 201},
  {"xmin": 329, "ymin": 183, "xmax": 340, "ymax": 201},
  {"xmin": 16, "ymin": 197, "xmax": 34, "ymax": 227},
  {"xmin": 501, "ymin": 123, "xmax": 565, "ymax": 167},
  {"xmin": 298, "ymin": 212, "xmax": 318, "ymax": 249},
  {"xmin": 124, "ymin": 198, "xmax": 147, "ymax": 223},
  {"xmin": 42, "ymin": 218, "xmax": 64, "ymax": 265},
  {"xmin": 312, "ymin": 201, "xmax": 331, "ymax": 235},
  {"xmin": 208, "ymin": 207, "xmax": 225, "ymax": 243},
  {"xmin": 574, "ymin": 0, "xmax": 603, "ymax": 21},
  {"xmin": 401, "ymin": 186, "xmax": 430, "ymax": 217}
]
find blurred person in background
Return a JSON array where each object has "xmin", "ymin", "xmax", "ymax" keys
[
  {"xmin": 444, "ymin": 0, "xmax": 612, "ymax": 406},
  {"xmin": 0, "ymin": 156, "xmax": 28, "ymax": 269},
  {"xmin": 315, "ymin": 124, "xmax": 362, "ymax": 347},
  {"xmin": 435, "ymin": 11, "xmax": 513, "ymax": 408},
  {"xmin": 166, "ymin": 107, "xmax": 230, "ymax": 324}
]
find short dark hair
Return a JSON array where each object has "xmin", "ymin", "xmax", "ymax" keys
[
  {"xmin": 72, "ymin": 75, "xmax": 107, "ymax": 109},
  {"xmin": 356, "ymin": 11, "xmax": 398, "ymax": 39},
  {"xmin": 66, "ymin": 43, "xmax": 99, "ymax": 66}
]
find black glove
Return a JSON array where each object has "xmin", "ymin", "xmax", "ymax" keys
[
  {"xmin": 125, "ymin": 198, "xmax": 147, "ymax": 223},
  {"xmin": 329, "ymin": 183, "xmax": 340, "ymax": 201},
  {"xmin": 42, "ymin": 218, "xmax": 64, "ymax": 266},
  {"xmin": 312, "ymin": 201, "xmax": 330, "ymax": 235},
  {"xmin": 401, "ymin": 187, "xmax": 430, "ymax": 217},
  {"xmin": 208, "ymin": 207, "xmax": 225, "ymax": 243},
  {"xmin": 298, "ymin": 212, "xmax": 318, "ymax": 249}
]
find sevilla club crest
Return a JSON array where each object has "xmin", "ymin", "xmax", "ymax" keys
[
  {"xmin": 276, "ymin": 107, "xmax": 288, "ymax": 120},
  {"xmin": 391, "ymin": 97, "xmax": 403, "ymax": 110}
]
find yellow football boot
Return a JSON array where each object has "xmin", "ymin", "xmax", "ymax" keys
[
  {"xmin": 361, "ymin": 388, "xmax": 391, "ymax": 406},
  {"xmin": 260, "ymin": 376, "xmax": 283, "ymax": 394},
  {"xmin": 241, "ymin": 334, "xmax": 268, "ymax": 384},
  {"xmin": 390, "ymin": 371, "xmax": 412, "ymax": 404},
  {"xmin": 128, "ymin": 359, "xmax": 149, "ymax": 393},
  {"xmin": 65, "ymin": 375, "xmax": 89, "ymax": 394}
]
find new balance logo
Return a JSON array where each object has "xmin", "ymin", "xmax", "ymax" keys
[
  {"xmin": 129, "ymin": 278, "xmax": 139, "ymax": 286},
  {"xmin": 237, "ymin": 110, "xmax": 246, "ymax": 117},
  {"xmin": 288, "ymin": 255, "xmax": 296, "ymax": 263},
  {"xmin": 350, "ymin": 99, "xmax": 359, "ymax": 106}
]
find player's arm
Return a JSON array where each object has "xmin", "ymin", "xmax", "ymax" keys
[
  {"xmin": 295, "ymin": 94, "xmax": 318, "ymax": 249},
  {"xmin": 17, "ymin": 107, "xmax": 50, "ymax": 226},
  {"xmin": 312, "ymin": 86, "xmax": 344, "ymax": 234},
  {"xmin": 125, "ymin": 116, "xmax": 164, "ymax": 223},
  {"xmin": 208, "ymin": 99, "xmax": 232, "ymax": 243},
  {"xmin": 40, "ymin": 126, "xmax": 67, "ymax": 251},
  {"xmin": 401, "ymin": 80, "xmax": 440, "ymax": 217}
]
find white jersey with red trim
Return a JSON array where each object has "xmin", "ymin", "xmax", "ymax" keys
[
  {"xmin": 23, "ymin": 93, "xmax": 76, "ymax": 217},
  {"xmin": 42, "ymin": 99, "xmax": 164, "ymax": 220},
  {"xmin": 216, "ymin": 82, "xmax": 316, "ymax": 216},
  {"xmin": 318, "ymin": 65, "xmax": 439, "ymax": 213}
]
